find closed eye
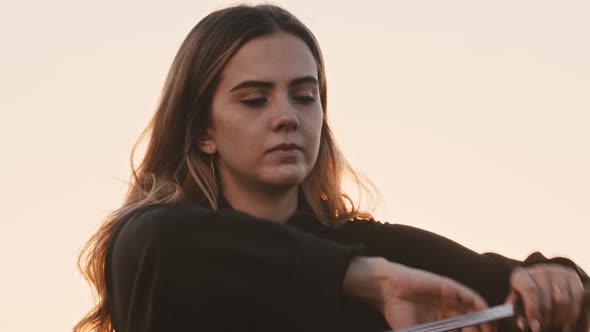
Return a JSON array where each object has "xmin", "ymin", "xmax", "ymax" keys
[
  {"xmin": 293, "ymin": 96, "xmax": 316, "ymax": 104},
  {"xmin": 240, "ymin": 98, "xmax": 267, "ymax": 107}
]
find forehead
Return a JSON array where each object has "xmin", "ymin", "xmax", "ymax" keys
[{"xmin": 219, "ymin": 32, "xmax": 318, "ymax": 86}]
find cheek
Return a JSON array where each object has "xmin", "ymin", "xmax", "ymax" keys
[
  {"xmin": 220, "ymin": 128, "xmax": 257, "ymax": 155},
  {"xmin": 211, "ymin": 105, "xmax": 256, "ymax": 149},
  {"xmin": 305, "ymin": 108, "xmax": 323, "ymax": 142},
  {"xmin": 302, "ymin": 108, "xmax": 324, "ymax": 159},
  {"xmin": 215, "ymin": 122, "xmax": 260, "ymax": 163}
]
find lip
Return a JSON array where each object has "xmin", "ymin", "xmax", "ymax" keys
[{"xmin": 267, "ymin": 143, "xmax": 303, "ymax": 153}]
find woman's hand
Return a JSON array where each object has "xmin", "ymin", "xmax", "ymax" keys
[
  {"xmin": 343, "ymin": 257, "xmax": 495, "ymax": 332},
  {"xmin": 507, "ymin": 264, "xmax": 587, "ymax": 332}
]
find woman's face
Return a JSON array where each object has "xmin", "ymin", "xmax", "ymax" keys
[{"xmin": 202, "ymin": 32, "xmax": 323, "ymax": 192}]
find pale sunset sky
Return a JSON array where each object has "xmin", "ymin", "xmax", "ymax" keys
[{"xmin": 0, "ymin": 1, "xmax": 588, "ymax": 331}]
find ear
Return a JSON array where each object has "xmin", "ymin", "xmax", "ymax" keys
[{"xmin": 197, "ymin": 128, "xmax": 217, "ymax": 155}]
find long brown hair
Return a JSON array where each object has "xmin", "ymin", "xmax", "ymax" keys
[{"xmin": 74, "ymin": 4, "xmax": 376, "ymax": 331}]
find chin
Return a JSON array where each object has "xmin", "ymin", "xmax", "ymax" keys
[
  {"xmin": 265, "ymin": 175, "xmax": 304, "ymax": 188},
  {"xmin": 258, "ymin": 164, "xmax": 310, "ymax": 189},
  {"xmin": 263, "ymin": 171, "xmax": 307, "ymax": 189}
]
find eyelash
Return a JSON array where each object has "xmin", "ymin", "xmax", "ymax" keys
[{"xmin": 240, "ymin": 96, "xmax": 316, "ymax": 107}]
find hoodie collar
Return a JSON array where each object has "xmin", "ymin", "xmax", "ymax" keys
[{"xmin": 217, "ymin": 191, "xmax": 319, "ymax": 232}]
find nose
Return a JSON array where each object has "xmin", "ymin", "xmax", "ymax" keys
[{"xmin": 271, "ymin": 99, "xmax": 299, "ymax": 132}]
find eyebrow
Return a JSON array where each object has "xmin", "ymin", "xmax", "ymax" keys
[{"xmin": 229, "ymin": 76, "xmax": 318, "ymax": 92}]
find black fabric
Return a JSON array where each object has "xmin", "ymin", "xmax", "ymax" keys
[{"xmin": 105, "ymin": 199, "xmax": 588, "ymax": 332}]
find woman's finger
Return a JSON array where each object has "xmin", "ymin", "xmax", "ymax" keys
[
  {"xmin": 505, "ymin": 290, "xmax": 528, "ymax": 331},
  {"xmin": 575, "ymin": 308, "xmax": 590, "ymax": 332},
  {"xmin": 548, "ymin": 268, "xmax": 572, "ymax": 329},
  {"xmin": 461, "ymin": 324, "xmax": 480, "ymax": 332},
  {"xmin": 564, "ymin": 271, "xmax": 584, "ymax": 332},
  {"xmin": 510, "ymin": 267, "xmax": 542, "ymax": 332},
  {"xmin": 478, "ymin": 322, "xmax": 497, "ymax": 332},
  {"xmin": 475, "ymin": 323, "xmax": 498, "ymax": 332},
  {"xmin": 532, "ymin": 267, "xmax": 554, "ymax": 328},
  {"xmin": 439, "ymin": 276, "xmax": 488, "ymax": 312}
]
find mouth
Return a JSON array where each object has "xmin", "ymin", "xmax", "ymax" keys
[{"xmin": 267, "ymin": 143, "xmax": 303, "ymax": 153}]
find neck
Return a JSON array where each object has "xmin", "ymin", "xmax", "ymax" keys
[{"xmin": 220, "ymin": 178, "xmax": 298, "ymax": 224}]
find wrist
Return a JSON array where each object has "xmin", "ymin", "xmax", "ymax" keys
[{"xmin": 342, "ymin": 256, "xmax": 392, "ymax": 311}]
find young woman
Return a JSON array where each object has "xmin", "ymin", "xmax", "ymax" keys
[{"xmin": 74, "ymin": 4, "xmax": 589, "ymax": 332}]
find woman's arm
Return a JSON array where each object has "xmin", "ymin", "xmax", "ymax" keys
[
  {"xmin": 330, "ymin": 219, "xmax": 589, "ymax": 331},
  {"xmin": 343, "ymin": 256, "xmax": 494, "ymax": 332},
  {"xmin": 106, "ymin": 203, "xmax": 494, "ymax": 332},
  {"xmin": 331, "ymin": 220, "xmax": 588, "ymax": 305},
  {"xmin": 107, "ymin": 203, "xmax": 359, "ymax": 331}
]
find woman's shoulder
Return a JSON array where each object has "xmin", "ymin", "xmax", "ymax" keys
[
  {"xmin": 106, "ymin": 203, "xmax": 212, "ymax": 256},
  {"xmin": 109, "ymin": 202, "xmax": 290, "ymax": 250},
  {"xmin": 115, "ymin": 202, "xmax": 215, "ymax": 236},
  {"xmin": 125, "ymin": 202, "xmax": 213, "ymax": 224}
]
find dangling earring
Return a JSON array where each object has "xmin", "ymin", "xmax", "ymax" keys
[{"xmin": 209, "ymin": 153, "xmax": 216, "ymax": 179}]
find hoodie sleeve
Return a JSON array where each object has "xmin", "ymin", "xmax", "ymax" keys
[
  {"xmin": 320, "ymin": 219, "xmax": 589, "ymax": 332},
  {"xmin": 329, "ymin": 219, "xmax": 588, "ymax": 307},
  {"xmin": 105, "ymin": 203, "xmax": 359, "ymax": 332}
]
